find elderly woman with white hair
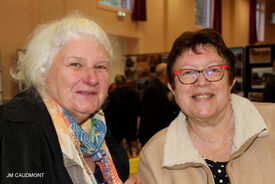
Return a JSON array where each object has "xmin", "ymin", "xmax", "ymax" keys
[{"xmin": 0, "ymin": 14, "xmax": 143, "ymax": 184}]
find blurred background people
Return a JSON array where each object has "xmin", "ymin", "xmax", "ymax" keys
[
  {"xmin": 138, "ymin": 63, "xmax": 179, "ymax": 145},
  {"xmin": 138, "ymin": 29, "xmax": 275, "ymax": 184},
  {"xmin": 263, "ymin": 80, "xmax": 275, "ymax": 102},
  {"xmin": 263, "ymin": 62, "xmax": 275, "ymax": 102},
  {"xmin": 0, "ymin": 14, "xmax": 143, "ymax": 184},
  {"xmin": 104, "ymin": 75, "xmax": 140, "ymax": 149}
]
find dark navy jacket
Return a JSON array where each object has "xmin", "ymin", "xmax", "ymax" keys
[{"xmin": 0, "ymin": 90, "xmax": 73, "ymax": 184}]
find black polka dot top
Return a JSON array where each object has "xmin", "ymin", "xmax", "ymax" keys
[{"xmin": 205, "ymin": 159, "xmax": 230, "ymax": 184}]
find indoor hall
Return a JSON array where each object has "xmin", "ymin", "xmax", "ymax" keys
[{"xmin": 0, "ymin": 0, "xmax": 275, "ymax": 183}]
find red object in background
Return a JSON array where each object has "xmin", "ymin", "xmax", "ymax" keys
[{"xmin": 132, "ymin": 0, "xmax": 147, "ymax": 21}]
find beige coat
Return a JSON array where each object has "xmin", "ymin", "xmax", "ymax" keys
[{"xmin": 138, "ymin": 94, "xmax": 275, "ymax": 184}]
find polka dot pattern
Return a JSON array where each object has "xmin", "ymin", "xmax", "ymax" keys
[{"xmin": 205, "ymin": 159, "xmax": 230, "ymax": 184}]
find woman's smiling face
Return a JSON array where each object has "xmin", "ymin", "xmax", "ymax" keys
[
  {"xmin": 168, "ymin": 45, "xmax": 236, "ymax": 122},
  {"xmin": 46, "ymin": 35, "xmax": 110, "ymax": 124}
]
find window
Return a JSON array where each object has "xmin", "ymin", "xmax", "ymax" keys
[
  {"xmin": 195, "ymin": 0, "xmax": 213, "ymax": 28},
  {"xmin": 99, "ymin": 0, "xmax": 132, "ymax": 11},
  {"xmin": 256, "ymin": 0, "xmax": 265, "ymax": 42}
]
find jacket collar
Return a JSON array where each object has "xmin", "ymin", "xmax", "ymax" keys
[{"xmin": 162, "ymin": 94, "xmax": 268, "ymax": 168}]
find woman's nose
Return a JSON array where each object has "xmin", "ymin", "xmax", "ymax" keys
[
  {"xmin": 195, "ymin": 72, "xmax": 209, "ymax": 87},
  {"xmin": 83, "ymin": 68, "xmax": 98, "ymax": 86}
]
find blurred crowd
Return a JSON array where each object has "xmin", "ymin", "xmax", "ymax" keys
[{"xmin": 103, "ymin": 63, "xmax": 180, "ymax": 157}]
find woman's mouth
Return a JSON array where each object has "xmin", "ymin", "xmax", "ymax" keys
[
  {"xmin": 77, "ymin": 90, "xmax": 97, "ymax": 95},
  {"xmin": 192, "ymin": 93, "xmax": 214, "ymax": 99}
]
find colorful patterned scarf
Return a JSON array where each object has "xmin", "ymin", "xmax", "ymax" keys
[{"xmin": 42, "ymin": 93, "xmax": 122, "ymax": 184}]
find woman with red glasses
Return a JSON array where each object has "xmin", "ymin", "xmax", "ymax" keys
[{"xmin": 138, "ymin": 29, "xmax": 275, "ymax": 184}]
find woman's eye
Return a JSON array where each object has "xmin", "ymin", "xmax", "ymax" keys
[
  {"xmin": 208, "ymin": 68, "xmax": 221, "ymax": 74},
  {"xmin": 95, "ymin": 63, "xmax": 109, "ymax": 71},
  {"xmin": 96, "ymin": 65, "xmax": 106, "ymax": 69},
  {"xmin": 96, "ymin": 65, "xmax": 107, "ymax": 70},
  {"xmin": 182, "ymin": 70, "xmax": 193, "ymax": 76},
  {"xmin": 70, "ymin": 63, "xmax": 81, "ymax": 67}
]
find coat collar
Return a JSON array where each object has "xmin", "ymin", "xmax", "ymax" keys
[{"xmin": 162, "ymin": 94, "xmax": 268, "ymax": 168}]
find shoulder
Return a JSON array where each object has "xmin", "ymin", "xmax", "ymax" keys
[
  {"xmin": 253, "ymin": 102, "xmax": 275, "ymax": 126},
  {"xmin": 254, "ymin": 101, "xmax": 275, "ymax": 110},
  {"xmin": 0, "ymin": 90, "xmax": 48, "ymax": 122},
  {"xmin": 138, "ymin": 128, "xmax": 167, "ymax": 180},
  {"xmin": 0, "ymin": 94, "xmax": 49, "ymax": 157},
  {"xmin": 0, "ymin": 90, "xmax": 51, "ymax": 139},
  {"xmin": 140, "ymin": 128, "xmax": 167, "ymax": 158}
]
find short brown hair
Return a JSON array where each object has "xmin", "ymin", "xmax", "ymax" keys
[{"xmin": 167, "ymin": 28, "xmax": 236, "ymax": 88}]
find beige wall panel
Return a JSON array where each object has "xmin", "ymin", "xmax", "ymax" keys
[{"xmin": 0, "ymin": 0, "xmax": 33, "ymax": 102}]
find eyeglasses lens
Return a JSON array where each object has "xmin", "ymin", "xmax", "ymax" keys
[
  {"xmin": 180, "ymin": 70, "xmax": 197, "ymax": 84},
  {"xmin": 205, "ymin": 66, "xmax": 223, "ymax": 81}
]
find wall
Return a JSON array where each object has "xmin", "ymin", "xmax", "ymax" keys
[
  {"xmin": 222, "ymin": 0, "xmax": 250, "ymax": 47},
  {"xmin": 0, "ymin": 0, "xmax": 274, "ymax": 101},
  {"xmin": 265, "ymin": 0, "xmax": 275, "ymax": 43}
]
